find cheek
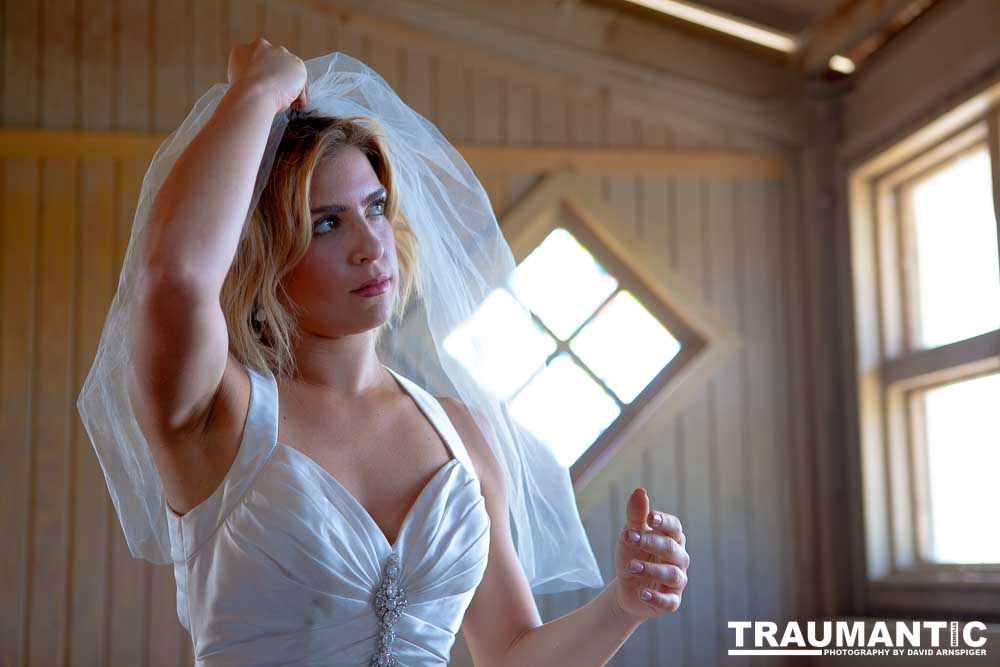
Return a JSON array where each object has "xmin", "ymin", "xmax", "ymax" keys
[
  {"xmin": 285, "ymin": 249, "xmax": 349, "ymax": 295},
  {"xmin": 382, "ymin": 226, "xmax": 400, "ymax": 265}
]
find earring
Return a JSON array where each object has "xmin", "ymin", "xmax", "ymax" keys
[{"xmin": 254, "ymin": 308, "xmax": 267, "ymax": 323}]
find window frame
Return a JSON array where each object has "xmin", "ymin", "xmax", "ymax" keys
[
  {"xmin": 498, "ymin": 171, "xmax": 740, "ymax": 492},
  {"xmin": 512, "ymin": 216, "xmax": 699, "ymax": 476},
  {"xmin": 848, "ymin": 87, "xmax": 1000, "ymax": 619}
]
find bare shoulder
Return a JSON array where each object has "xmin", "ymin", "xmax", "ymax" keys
[{"xmin": 435, "ymin": 396, "xmax": 506, "ymax": 499}]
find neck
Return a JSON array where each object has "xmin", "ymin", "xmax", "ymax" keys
[{"xmin": 287, "ymin": 328, "xmax": 387, "ymax": 400}]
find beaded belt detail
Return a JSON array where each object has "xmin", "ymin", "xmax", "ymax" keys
[{"xmin": 370, "ymin": 552, "xmax": 407, "ymax": 667}]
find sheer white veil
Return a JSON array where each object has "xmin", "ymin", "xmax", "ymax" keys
[{"xmin": 76, "ymin": 51, "xmax": 604, "ymax": 595}]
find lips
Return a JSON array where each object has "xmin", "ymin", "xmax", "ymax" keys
[{"xmin": 350, "ymin": 274, "xmax": 391, "ymax": 295}]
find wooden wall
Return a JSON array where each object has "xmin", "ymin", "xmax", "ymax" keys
[{"xmin": 0, "ymin": 1, "xmax": 835, "ymax": 666}]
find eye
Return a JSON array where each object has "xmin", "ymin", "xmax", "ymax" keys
[
  {"xmin": 313, "ymin": 216, "xmax": 340, "ymax": 235},
  {"xmin": 313, "ymin": 197, "xmax": 387, "ymax": 236}
]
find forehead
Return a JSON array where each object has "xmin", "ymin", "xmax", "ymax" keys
[{"xmin": 309, "ymin": 146, "xmax": 380, "ymax": 200}]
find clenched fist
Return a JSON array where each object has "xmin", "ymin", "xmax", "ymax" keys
[{"xmin": 227, "ymin": 37, "xmax": 308, "ymax": 114}]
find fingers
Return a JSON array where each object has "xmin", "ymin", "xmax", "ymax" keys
[
  {"xmin": 647, "ymin": 510, "xmax": 685, "ymax": 546},
  {"xmin": 621, "ymin": 528, "xmax": 690, "ymax": 569},
  {"xmin": 635, "ymin": 587, "xmax": 682, "ymax": 612},
  {"xmin": 625, "ymin": 487, "xmax": 650, "ymax": 533},
  {"xmin": 624, "ymin": 557, "xmax": 688, "ymax": 591}
]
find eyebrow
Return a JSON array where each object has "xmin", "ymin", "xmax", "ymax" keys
[{"xmin": 310, "ymin": 186, "xmax": 387, "ymax": 216}]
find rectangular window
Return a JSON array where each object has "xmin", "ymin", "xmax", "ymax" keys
[
  {"xmin": 848, "ymin": 87, "xmax": 1000, "ymax": 618},
  {"xmin": 900, "ymin": 144, "xmax": 1000, "ymax": 350},
  {"xmin": 916, "ymin": 372, "xmax": 1000, "ymax": 565}
]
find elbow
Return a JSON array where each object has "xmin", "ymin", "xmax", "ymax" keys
[{"xmin": 135, "ymin": 259, "xmax": 214, "ymax": 308}]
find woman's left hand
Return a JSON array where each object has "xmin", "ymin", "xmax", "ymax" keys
[{"xmin": 611, "ymin": 487, "xmax": 689, "ymax": 623}]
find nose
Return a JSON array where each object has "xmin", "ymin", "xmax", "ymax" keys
[{"xmin": 348, "ymin": 218, "xmax": 385, "ymax": 265}]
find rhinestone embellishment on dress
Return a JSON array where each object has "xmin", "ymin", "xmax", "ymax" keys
[{"xmin": 370, "ymin": 552, "xmax": 407, "ymax": 667}]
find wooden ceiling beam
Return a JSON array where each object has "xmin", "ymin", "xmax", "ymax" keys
[
  {"xmin": 284, "ymin": 0, "xmax": 805, "ymax": 143},
  {"xmin": 794, "ymin": 0, "xmax": 926, "ymax": 75}
]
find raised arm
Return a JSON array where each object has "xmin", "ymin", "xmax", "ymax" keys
[{"xmin": 126, "ymin": 38, "xmax": 305, "ymax": 510}]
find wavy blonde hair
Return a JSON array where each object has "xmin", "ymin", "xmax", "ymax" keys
[{"xmin": 221, "ymin": 112, "xmax": 422, "ymax": 380}]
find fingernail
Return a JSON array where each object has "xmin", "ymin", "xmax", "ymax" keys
[
  {"xmin": 626, "ymin": 529, "xmax": 640, "ymax": 543},
  {"xmin": 629, "ymin": 559, "xmax": 644, "ymax": 573},
  {"xmin": 652, "ymin": 512, "xmax": 662, "ymax": 527},
  {"xmin": 640, "ymin": 589, "xmax": 652, "ymax": 601}
]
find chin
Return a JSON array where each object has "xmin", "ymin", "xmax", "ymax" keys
[{"xmin": 352, "ymin": 306, "xmax": 394, "ymax": 333}]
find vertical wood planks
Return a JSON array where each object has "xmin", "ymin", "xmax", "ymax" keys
[
  {"xmin": 707, "ymin": 176, "xmax": 751, "ymax": 666},
  {"xmin": 116, "ymin": 0, "xmax": 151, "ymax": 133},
  {"xmin": 297, "ymin": 7, "xmax": 332, "ymax": 61},
  {"xmin": 400, "ymin": 47, "xmax": 433, "ymax": 126},
  {"xmin": 262, "ymin": 1, "xmax": 296, "ymax": 53},
  {"xmin": 108, "ymin": 157, "xmax": 148, "ymax": 667},
  {"xmin": 499, "ymin": 78, "xmax": 537, "ymax": 215},
  {"xmin": 2, "ymin": 0, "xmax": 39, "ymax": 663},
  {"xmin": 435, "ymin": 55, "xmax": 468, "ymax": 144},
  {"xmin": 765, "ymin": 177, "xmax": 797, "ymax": 629},
  {"xmin": 27, "ymin": 0, "xmax": 78, "ymax": 663},
  {"xmin": 674, "ymin": 169, "xmax": 720, "ymax": 666},
  {"xmin": 779, "ymin": 156, "xmax": 818, "ymax": 620},
  {"xmin": 569, "ymin": 83, "xmax": 608, "ymax": 621},
  {"xmin": 191, "ymin": 0, "xmax": 228, "ymax": 100},
  {"xmin": 470, "ymin": 68, "xmax": 504, "ymax": 211},
  {"xmin": 72, "ymin": 154, "xmax": 115, "ymax": 666},
  {"xmin": 153, "ymin": 0, "xmax": 189, "ymax": 133},
  {"xmin": 30, "ymin": 156, "xmax": 76, "ymax": 667},
  {"xmin": 606, "ymin": 110, "xmax": 655, "ymax": 667},
  {"xmin": 1, "ymin": 156, "xmax": 39, "ymax": 667},
  {"xmin": 638, "ymin": 118, "xmax": 687, "ymax": 665},
  {"xmin": 229, "ymin": 0, "xmax": 262, "ymax": 50},
  {"xmin": 740, "ymin": 176, "xmax": 790, "ymax": 665},
  {"xmin": 71, "ymin": 1, "xmax": 116, "ymax": 663}
]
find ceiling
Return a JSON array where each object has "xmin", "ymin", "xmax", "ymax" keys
[
  {"xmin": 686, "ymin": 0, "xmax": 846, "ymax": 34},
  {"xmin": 587, "ymin": 0, "xmax": 942, "ymax": 76}
]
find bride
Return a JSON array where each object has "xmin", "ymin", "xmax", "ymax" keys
[{"xmin": 77, "ymin": 38, "xmax": 689, "ymax": 666}]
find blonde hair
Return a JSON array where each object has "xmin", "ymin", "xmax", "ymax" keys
[{"xmin": 221, "ymin": 112, "xmax": 422, "ymax": 380}]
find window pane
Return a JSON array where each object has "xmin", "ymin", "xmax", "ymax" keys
[
  {"xmin": 908, "ymin": 147, "xmax": 1000, "ymax": 349},
  {"xmin": 509, "ymin": 353, "xmax": 620, "ymax": 467},
  {"xmin": 444, "ymin": 287, "xmax": 557, "ymax": 400},
  {"xmin": 923, "ymin": 372, "xmax": 1000, "ymax": 564},
  {"xmin": 570, "ymin": 290, "xmax": 681, "ymax": 403},
  {"xmin": 510, "ymin": 227, "xmax": 618, "ymax": 340}
]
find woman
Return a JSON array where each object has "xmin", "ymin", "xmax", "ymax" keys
[{"xmin": 77, "ymin": 38, "xmax": 689, "ymax": 666}]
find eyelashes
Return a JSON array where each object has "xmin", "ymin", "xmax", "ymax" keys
[{"xmin": 313, "ymin": 197, "xmax": 387, "ymax": 235}]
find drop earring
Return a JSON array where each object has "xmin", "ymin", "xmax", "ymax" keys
[{"xmin": 254, "ymin": 307, "xmax": 267, "ymax": 323}]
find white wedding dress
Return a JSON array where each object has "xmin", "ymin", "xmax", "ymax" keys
[{"xmin": 164, "ymin": 363, "xmax": 492, "ymax": 666}]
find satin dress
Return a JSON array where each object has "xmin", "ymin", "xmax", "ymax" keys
[{"xmin": 165, "ymin": 363, "xmax": 491, "ymax": 666}]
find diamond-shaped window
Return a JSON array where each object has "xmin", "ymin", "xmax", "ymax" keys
[{"xmin": 445, "ymin": 173, "xmax": 737, "ymax": 487}]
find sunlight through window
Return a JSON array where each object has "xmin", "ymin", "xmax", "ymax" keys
[
  {"xmin": 908, "ymin": 147, "xmax": 1000, "ymax": 349},
  {"xmin": 510, "ymin": 228, "xmax": 618, "ymax": 340},
  {"xmin": 508, "ymin": 353, "xmax": 621, "ymax": 467},
  {"xmin": 443, "ymin": 288, "xmax": 557, "ymax": 400},
  {"xmin": 570, "ymin": 291, "xmax": 680, "ymax": 402},
  {"xmin": 446, "ymin": 225, "xmax": 679, "ymax": 468},
  {"xmin": 923, "ymin": 372, "xmax": 1000, "ymax": 564}
]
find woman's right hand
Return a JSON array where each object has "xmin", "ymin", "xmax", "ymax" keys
[{"xmin": 226, "ymin": 37, "xmax": 308, "ymax": 114}]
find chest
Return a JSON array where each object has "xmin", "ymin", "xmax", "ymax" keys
[{"xmin": 275, "ymin": 392, "xmax": 454, "ymax": 544}]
